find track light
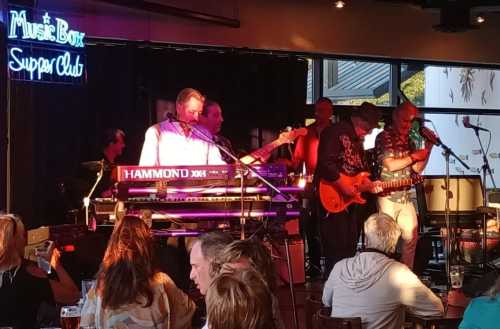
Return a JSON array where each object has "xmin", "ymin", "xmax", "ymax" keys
[
  {"xmin": 476, "ymin": 14, "xmax": 485, "ymax": 24},
  {"xmin": 334, "ymin": 1, "xmax": 345, "ymax": 9}
]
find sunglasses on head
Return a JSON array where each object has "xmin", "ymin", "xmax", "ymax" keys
[{"xmin": 2, "ymin": 214, "xmax": 18, "ymax": 236}]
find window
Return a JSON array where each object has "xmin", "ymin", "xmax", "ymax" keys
[
  {"xmin": 424, "ymin": 113, "xmax": 499, "ymax": 188},
  {"xmin": 306, "ymin": 58, "xmax": 313, "ymax": 104},
  {"xmin": 401, "ymin": 64, "xmax": 500, "ymax": 110},
  {"xmin": 322, "ymin": 59, "xmax": 391, "ymax": 106}
]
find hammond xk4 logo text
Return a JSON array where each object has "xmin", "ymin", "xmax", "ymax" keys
[{"xmin": 7, "ymin": 8, "xmax": 86, "ymax": 83}]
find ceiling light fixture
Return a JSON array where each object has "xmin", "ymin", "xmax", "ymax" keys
[
  {"xmin": 476, "ymin": 14, "xmax": 485, "ymax": 24},
  {"xmin": 334, "ymin": 1, "xmax": 345, "ymax": 9}
]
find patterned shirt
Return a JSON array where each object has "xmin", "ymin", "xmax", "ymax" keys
[
  {"xmin": 80, "ymin": 272, "xmax": 195, "ymax": 329},
  {"xmin": 375, "ymin": 125, "xmax": 416, "ymax": 202},
  {"xmin": 316, "ymin": 120, "xmax": 368, "ymax": 182}
]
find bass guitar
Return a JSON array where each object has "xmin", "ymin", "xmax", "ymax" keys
[{"xmin": 319, "ymin": 173, "xmax": 423, "ymax": 213}]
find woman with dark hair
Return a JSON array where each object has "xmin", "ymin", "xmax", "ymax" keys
[
  {"xmin": 81, "ymin": 216, "xmax": 195, "ymax": 329},
  {"xmin": 0, "ymin": 214, "xmax": 79, "ymax": 329},
  {"xmin": 459, "ymin": 275, "xmax": 500, "ymax": 329}
]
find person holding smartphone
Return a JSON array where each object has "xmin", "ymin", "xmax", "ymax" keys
[{"xmin": 0, "ymin": 214, "xmax": 80, "ymax": 329}]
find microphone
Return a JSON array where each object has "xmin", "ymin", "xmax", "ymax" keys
[
  {"xmin": 166, "ymin": 112, "xmax": 177, "ymax": 122},
  {"xmin": 413, "ymin": 117, "xmax": 432, "ymax": 126},
  {"xmin": 420, "ymin": 126, "xmax": 442, "ymax": 146},
  {"xmin": 463, "ymin": 116, "xmax": 489, "ymax": 132}
]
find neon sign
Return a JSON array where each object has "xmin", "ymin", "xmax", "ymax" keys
[
  {"xmin": 8, "ymin": 47, "xmax": 84, "ymax": 80},
  {"xmin": 7, "ymin": 8, "xmax": 86, "ymax": 83}
]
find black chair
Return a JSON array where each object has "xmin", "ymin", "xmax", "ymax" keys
[
  {"xmin": 315, "ymin": 308, "xmax": 362, "ymax": 329},
  {"xmin": 305, "ymin": 293, "xmax": 331, "ymax": 329}
]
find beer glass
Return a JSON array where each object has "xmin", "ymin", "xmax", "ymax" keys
[
  {"xmin": 81, "ymin": 279, "xmax": 95, "ymax": 300},
  {"xmin": 60, "ymin": 305, "xmax": 80, "ymax": 329},
  {"xmin": 450, "ymin": 265, "xmax": 465, "ymax": 289}
]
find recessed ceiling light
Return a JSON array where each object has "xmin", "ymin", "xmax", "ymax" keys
[
  {"xmin": 334, "ymin": 1, "xmax": 346, "ymax": 9},
  {"xmin": 476, "ymin": 15, "xmax": 485, "ymax": 24}
]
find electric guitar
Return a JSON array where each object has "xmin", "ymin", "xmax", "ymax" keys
[
  {"xmin": 240, "ymin": 128, "xmax": 307, "ymax": 164},
  {"xmin": 319, "ymin": 172, "xmax": 423, "ymax": 213}
]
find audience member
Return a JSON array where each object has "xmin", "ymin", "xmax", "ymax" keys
[
  {"xmin": 210, "ymin": 238, "xmax": 284, "ymax": 329},
  {"xmin": 206, "ymin": 269, "xmax": 276, "ymax": 329},
  {"xmin": 322, "ymin": 212, "xmax": 443, "ymax": 329},
  {"xmin": 459, "ymin": 274, "xmax": 500, "ymax": 329},
  {"xmin": 0, "ymin": 214, "xmax": 79, "ymax": 329},
  {"xmin": 81, "ymin": 216, "xmax": 195, "ymax": 329},
  {"xmin": 189, "ymin": 231, "xmax": 234, "ymax": 296}
]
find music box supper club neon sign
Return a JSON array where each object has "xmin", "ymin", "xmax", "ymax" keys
[{"xmin": 7, "ymin": 9, "xmax": 86, "ymax": 83}]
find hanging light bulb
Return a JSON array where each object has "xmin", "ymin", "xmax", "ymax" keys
[{"xmin": 334, "ymin": 1, "xmax": 346, "ymax": 9}]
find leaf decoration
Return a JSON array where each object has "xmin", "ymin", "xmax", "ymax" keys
[{"xmin": 459, "ymin": 68, "xmax": 475, "ymax": 103}]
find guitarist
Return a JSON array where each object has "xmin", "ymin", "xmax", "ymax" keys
[
  {"xmin": 288, "ymin": 97, "xmax": 334, "ymax": 277},
  {"xmin": 198, "ymin": 99, "xmax": 236, "ymax": 163},
  {"xmin": 375, "ymin": 101, "xmax": 434, "ymax": 270},
  {"xmin": 315, "ymin": 102, "xmax": 382, "ymax": 275}
]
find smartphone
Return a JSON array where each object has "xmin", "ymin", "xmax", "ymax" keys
[{"xmin": 35, "ymin": 240, "xmax": 54, "ymax": 274}]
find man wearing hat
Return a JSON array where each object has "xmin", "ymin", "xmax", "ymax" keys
[
  {"xmin": 375, "ymin": 101, "xmax": 434, "ymax": 270},
  {"xmin": 315, "ymin": 101, "xmax": 382, "ymax": 274}
]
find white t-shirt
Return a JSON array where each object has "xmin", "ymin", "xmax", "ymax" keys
[{"xmin": 139, "ymin": 121, "xmax": 225, "ymax": 166}]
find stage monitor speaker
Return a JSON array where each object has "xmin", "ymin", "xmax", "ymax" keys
[{"xmin": 417, "ymin": 175, "xmax": 484, "ymax": 227}]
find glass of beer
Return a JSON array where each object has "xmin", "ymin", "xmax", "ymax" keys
[
  {"xmin": 450, "ymin": 265, "xmax": 465, "ymax": 289},
  {"xmin": 60, "ymin": 305, "xmax": 81, "ymax": 329}
]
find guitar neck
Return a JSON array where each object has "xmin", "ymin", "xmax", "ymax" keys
[
  {"xmin": 247, "ymin": 140, "xmax": 282, "ymax": 161},
  {"xmin": 380, "ymin": 177, "xmax": 415, "ymax": 190}
]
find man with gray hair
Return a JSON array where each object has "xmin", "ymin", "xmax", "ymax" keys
[
  {"xmin": 189, "ymin": 231, "xmax": 234, "ymax": 296},
  {"xmin": 322, "ymin": 212, "xmax": 443, "ymax": 329}
]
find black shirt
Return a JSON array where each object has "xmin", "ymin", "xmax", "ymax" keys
[
  {"xmin": 0, "ymin": 262, "xmax": 54, "ymax": 329},
  {"xmin": 315, "ymin": 120, "xmax": 368, "ymax": 182}
]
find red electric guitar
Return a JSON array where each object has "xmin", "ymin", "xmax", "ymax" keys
[{"xmin": 319, "ymin": 172, "xmax": 423, "ymax": 213}]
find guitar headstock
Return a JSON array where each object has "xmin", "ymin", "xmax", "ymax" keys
[{"xmin": 277, "ymin": 128, "xmax": 308, "ymax": 144}]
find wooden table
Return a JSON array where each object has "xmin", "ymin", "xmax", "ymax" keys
[{"xmin": 406, "ymin": 305, "xmax": 464, "ymax": 329}]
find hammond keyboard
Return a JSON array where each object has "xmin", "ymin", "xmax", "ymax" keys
[{"xmin": 117, "ymin": 164, "xmax": 287, "ymax": 182}]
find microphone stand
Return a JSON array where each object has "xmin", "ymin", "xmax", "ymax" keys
[
  {"xmin": 168, "ymin": 116, "xmax": 298, "ymax": 329},
  {"xmin": 434, "ymin": 139, "xmax": 470, "ymax": 288},
  {"xmin": 471, "ymin": 127, "xmax": 496, "ymax": 271},
  {"xmin": 83, "ymin": 159, "xmax": 104, "ymax": 228},
  {"xmin": 167, "ymin": 116, "xmax": 291, "ymax": 236}
]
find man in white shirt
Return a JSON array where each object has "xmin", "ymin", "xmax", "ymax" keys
[
  {"xmin": 322, "ymin": 212, "xmax": 444, "ymax": 329},
  {"xmin": 139, "ymin": 88, "xmax": 225, "ymax": 166}
]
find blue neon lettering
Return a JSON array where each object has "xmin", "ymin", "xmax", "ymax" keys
[
  {"xmin": 8, "ymin": 10, "xmax": 85, "ymax": 48},
  {"xmin": 8, "ymin": 47, "xmax": 83, "ymax": 80}
]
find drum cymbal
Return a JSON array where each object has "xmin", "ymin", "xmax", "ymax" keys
[{"xmin": 81, "ymin": 161, "xmax": 113, "ymax": 171}]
